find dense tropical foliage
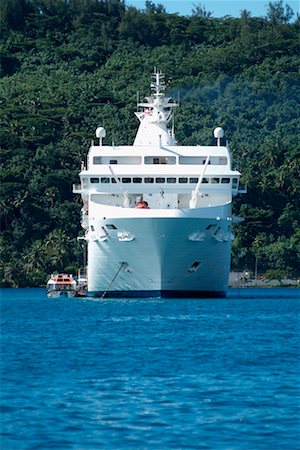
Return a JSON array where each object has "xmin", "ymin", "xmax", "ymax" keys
[{"xmin": 1, "ymin": 0, "xmax": 299, "ymax": 286}]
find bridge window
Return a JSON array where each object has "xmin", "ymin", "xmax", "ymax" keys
[
  {"xmin": 91, "ymin": 178, "xmax": 99, "ymax": 183},
  {"xmin": 156, "ymin": 177, "xmax": 165, "ymax": 183},
  {"xmin": 133, "ymin": 177, "xmax": 142, "ymax": 183},
  {"xmin": 179, "ymin": 178, "xmax": 188, "ymax": 183},
  {"xmin": 189, "ymin": 178, "xmax": 198, "ymax": 183},
  {"xmin": 93, "ymin": 156, "xmax": 142, "ymax": 164},
  {"xmin": 145, "ymin": 156, "xmax": 176, "ymax": 165},
  {"xmin": 221, "ymin": 178, "xmax": 230, "ymax": 184},
  {"xmin": 101, "ymin": 177, "xmax": 110, "ymax": 183},
  {"xmin": 202, "ymin": 178, "xmax": 209, "ymax": 183},
  {"xmin": 122, "ymin": 178, "xmax": 131, "ymax": 183},
  {"xmin": 211, "ymin": 177, "xmax": 220, "ymax": 184},
  {"xmin": 145, "ymin": 177, "xmax": 154, "ymax": 183},
  {"xmin": 179, "ymin": 156, "xmax": 204, "ymax": 164},
  {"xmin": 179, "ymin": 156, "xmax": 227, "ymax": 165},
  {"xmin": 167, "ymin": 177, "xmax": 176, "ymax": 183}
]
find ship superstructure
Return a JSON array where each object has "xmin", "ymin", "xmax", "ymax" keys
[{"xmin": 73, "ymin": 72, "xmax": 244, "ymax": 297}]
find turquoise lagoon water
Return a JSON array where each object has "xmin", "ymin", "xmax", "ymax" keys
[{"xmin": 1, "ymin": 288, "xmax": 299, "ymax": 449}]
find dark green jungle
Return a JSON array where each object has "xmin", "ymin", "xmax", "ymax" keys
[{"xmin": 1, "ymin": 0, "xmax": 299, "ymax": 287}]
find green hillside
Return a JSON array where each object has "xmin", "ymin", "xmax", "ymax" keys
[{"xmin": 1, "ymin": 0, "xmax": 299, "ymax": 286}]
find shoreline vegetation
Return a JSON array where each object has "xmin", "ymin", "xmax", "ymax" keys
[
  {"xmin": 1, "ymin": 0, "xmax": 299, "ymax": 288},
  {"xmin": 1, "ymin": 282, "xmax": 299, "ymax": 290},
  {"xmin": 228, "ymin": 274, "xmax": 300, "ymax": 288}
]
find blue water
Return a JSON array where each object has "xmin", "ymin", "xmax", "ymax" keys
[{"xmin": 1, "ymin": 288, "xmax": 299, "ymax": 450}]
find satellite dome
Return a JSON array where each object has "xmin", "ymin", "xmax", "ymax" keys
[
  {"xmin": 96, "ymin": 127, "xmax": 106, "ymax": 138},
  {"xmin": 214, "ymin": 127, "xmax": 224, "ymax": 139}
]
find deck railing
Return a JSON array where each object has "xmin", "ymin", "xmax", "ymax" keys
[{"xmin": 73, "ymin": 184, "xmax": 82, "ymax": 193}]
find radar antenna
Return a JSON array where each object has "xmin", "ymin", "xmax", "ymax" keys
[{"xmin": 151, "ymin": 71, "xmax": 165, "ymax": 97}]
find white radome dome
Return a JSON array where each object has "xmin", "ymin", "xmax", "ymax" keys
[
  {"xmin": 214, "ymin": 127, "xmax": 224, "ymax": 139},
  {"xmin": 96, "ymin": 127, "xmax": 106, "ymax": 138}
]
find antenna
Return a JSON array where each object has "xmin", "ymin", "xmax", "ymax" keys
[{"xmin": 172, "ymin": 111, "xmax": 175, "ymax": 138}]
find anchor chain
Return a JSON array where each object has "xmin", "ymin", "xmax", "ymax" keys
[{"xmin": 101, "ymin": 262, "xmax": 125, "ymax": 299}]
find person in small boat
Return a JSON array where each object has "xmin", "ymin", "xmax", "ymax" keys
[{"xmin": 135, "ymin": 197, "xmax": 150, "ymax": 209}]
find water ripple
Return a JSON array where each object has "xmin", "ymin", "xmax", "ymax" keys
[{"xmin": 1, "ymin": 288, "xmax": 299, "ymax": 449}]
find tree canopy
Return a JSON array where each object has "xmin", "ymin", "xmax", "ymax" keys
[{"xmin": 1, "ymin": 0, "xmax": 299, "ymax": 286}]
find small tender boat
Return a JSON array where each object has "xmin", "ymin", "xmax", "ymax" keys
[
  {"xmin": 46, "ymin": 274, "xmax": 77, "ymax": 298},
  {"xmin": 75, "ymin": 271, "xmax": 88, "ymax": 297}
]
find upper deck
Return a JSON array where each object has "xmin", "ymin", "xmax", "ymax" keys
[
  {"xmin": 73, "ymin": 72, "xmax": 245, "ymax": 212},
  {"xmin": 76, "ymin": 142, "xmax": 240, "ymax": 190},
  {"xmin": 85, "ymin": 143, "xmax": 232, "ymax": 174}
]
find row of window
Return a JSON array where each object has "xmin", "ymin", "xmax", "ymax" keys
[
  {"xmin": 93, "ymin": 156, "xmax": 227, "ymax": 165},
  {"xmin": 89, "ymin": 177, "xmax": 238, "ymax": 185}
]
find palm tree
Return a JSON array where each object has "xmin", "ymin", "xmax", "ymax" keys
[
  {"xmin": 45, "ymin": 229, "xmax": 74, "ymax": 270},
  {"xmin": 252, "ymin": 235, "xmax": 265, "ymax": 284},
  {"xmin": 22, "ymin": 240, "xmax": 47, "ymax": 273},
  {"xmin": 192, "ymin": 3, "xmax": 212, "ymax": 17}
]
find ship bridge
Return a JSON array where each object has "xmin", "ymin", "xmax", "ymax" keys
[
  {"xmin": 72, "ymin": 72, "xmax": 245, "ymax": 220},
  {"xmin": 73, "ymin": 139, "xmax": 242, "ymax": 213}
]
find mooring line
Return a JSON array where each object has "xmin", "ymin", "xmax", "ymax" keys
[{"xmin": 101, "ymin": 262, "xmax": 125, "ymax": 299}]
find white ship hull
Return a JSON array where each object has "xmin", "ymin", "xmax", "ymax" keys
[
  {"xmin": 87, "ymin": 204, "xmax": 232, "ymax": 298},
  {"xmin": 74, "ymin": 72, "xmax": 244, "ymax": 299}
]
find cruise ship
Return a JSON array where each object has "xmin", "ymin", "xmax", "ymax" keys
[{"xmin": 73, "ymin": 72, "xmax": 244, "ymax": 298}]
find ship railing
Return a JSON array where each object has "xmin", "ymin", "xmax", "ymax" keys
[
  {"xmin": 237, "ymin": 184, "xmax": 247, "ymax": 194},
  {"xmin": 81, "ymin": 217, "xmax": 89, "ymax": 227},
  {"xmin": 73, "ymin": 184, "xmax": 82, "ymax": 193}
]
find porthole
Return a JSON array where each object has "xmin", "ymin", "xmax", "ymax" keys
[
  {"xmin": 188, "ymin": 261, "xmax": 201, "ymax": 273},
  {"xmin": 106, "ymin": 224, "xmax": 117, "ymax": 230}
]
